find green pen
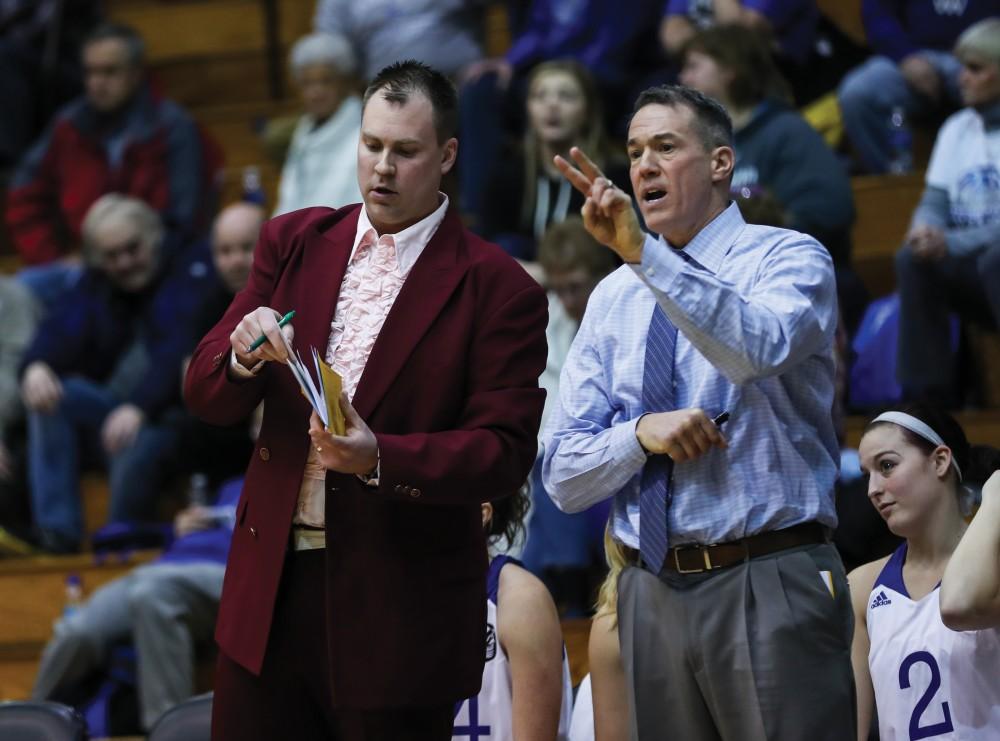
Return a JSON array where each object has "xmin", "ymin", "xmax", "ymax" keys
[{"xmin": 247, "ymin": 310, "xmax": 296, "ymax": 352}]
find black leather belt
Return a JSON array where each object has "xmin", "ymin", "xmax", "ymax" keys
[{"xmin": 662, "ymin": 522, "xmax": 827, "ymax": 574}]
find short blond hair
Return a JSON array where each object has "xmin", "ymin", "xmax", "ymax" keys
[{"xmin": 956, "ymin": 18, "xmax": 1000, "ymax": 67}]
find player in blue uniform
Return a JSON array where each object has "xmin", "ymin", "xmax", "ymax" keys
[{"xmin": 850, "ymin": 404, "xmax": 1000, "ymax": 740}]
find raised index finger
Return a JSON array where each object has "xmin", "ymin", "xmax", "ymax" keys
[
  {"xmin": 570, "ymin": 146, "xmax": 607, "ymax": 182},
  {"xmin": 553, "ymin": 154, "xmax": 593, "ymax": 197}
]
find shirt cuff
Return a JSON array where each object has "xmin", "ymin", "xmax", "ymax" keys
[
  {"xmin": 228, "ymin": 350, "xmax": 265, "ymax": 379},
  {"xmin": 610, "ymin": 416, "xmax": 649, "ymax": 473}
]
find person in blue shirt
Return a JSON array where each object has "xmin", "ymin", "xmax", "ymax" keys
[{"xmin": 544, "ymin": 84, "xmax": 852, "ymax": 740}]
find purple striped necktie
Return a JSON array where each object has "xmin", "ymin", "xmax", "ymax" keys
[{"xmin": 639, "ymin": 302, "xmax": 677, "ymax": 573}]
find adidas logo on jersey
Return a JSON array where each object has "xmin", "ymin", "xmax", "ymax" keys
[
  {"xmin": 485, "ymin": 623, "xmax": 497, "ymax": 661},
  {"xmin": 870, "ymin": 590, "xmax": 892, "ymax": 609}
]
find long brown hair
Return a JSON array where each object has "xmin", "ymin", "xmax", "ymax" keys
[
  {"xmin": 682, "ymin": 24, "xmax": 793, "ymax": 108},
  {"xmin": 521, "ymin": 60, "xmax": 611, "ymax": 224}
]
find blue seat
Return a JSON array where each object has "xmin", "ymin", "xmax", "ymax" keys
[
  {"xmin": 0, "ymin": 700, "xmax": 87, "ymax": 741},
  {"xmin": 148, "ymin": 692, "xmax": 213, "ymax": 741}
]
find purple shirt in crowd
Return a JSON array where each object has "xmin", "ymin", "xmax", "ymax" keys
[
  {"xmin": 862, "ymin": 0, "xmax": 1000, "ymax": 62},
  {"xmin": 663, "ymin": 0, "xmax": 819, "ymax": 63}
]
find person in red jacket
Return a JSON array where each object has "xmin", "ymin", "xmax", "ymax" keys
[
  {"xmin": 185, "ymin": 61, "xmax": 547, "ymax": 741},
  {"xmin": 6, "ymin": 22, "xmax": 210, "ymax": 305}
]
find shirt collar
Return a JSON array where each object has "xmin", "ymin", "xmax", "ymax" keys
[
  {"xmin": 663, "ymin": 201, "xmax": 743, "ymax": 274},
  {"xmin": 352, "ymin": 194, "xmax": 449, "ymax": 275}
]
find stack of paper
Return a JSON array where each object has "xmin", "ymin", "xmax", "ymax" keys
[{"xmin": 282, "ymin": 339, "xmax": 346, "ymax": 436}]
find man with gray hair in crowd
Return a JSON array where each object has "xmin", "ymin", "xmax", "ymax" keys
[{"xmin": 18, "ymin": 193, "xmax": 216, "ymax": 554}]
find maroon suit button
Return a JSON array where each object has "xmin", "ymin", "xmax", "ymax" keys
[
  {"xmin": 409, "ymin": 488, "xmax": 422, "ymax": 498},
  {"xmin": 249, "ymin": 527, "xmax": 258, "ymax": 539},
  {"xmin": 259, "ymin": 447, "xmax": 270, "ymax": 461}
]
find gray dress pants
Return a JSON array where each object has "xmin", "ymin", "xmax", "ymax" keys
[
  {"xmin": 618, "ymin": 543, "xmax": 855, "ymax": 741},
  {"xmin": 31, "ymin": 561, "xmax": 224, "ymax": 730}
]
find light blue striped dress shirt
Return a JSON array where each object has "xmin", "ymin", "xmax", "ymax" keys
[{"xmin": 541, "ymin": 203, "xmax": 840, "ymax": 550}]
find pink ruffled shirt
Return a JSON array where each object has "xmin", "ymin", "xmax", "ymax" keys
[{"xmin": 294, "ymin": 196, "xmax": 450, "ymax": 527}]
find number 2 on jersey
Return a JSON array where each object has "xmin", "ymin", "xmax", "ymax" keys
[{"xmin": 898, "ymin": 651, "xmax": 954, "ymax": 740}]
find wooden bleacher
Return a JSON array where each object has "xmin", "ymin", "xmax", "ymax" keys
[
  {"xmin": 0, "ymin": 549, "xmax": 158, "ymax": 700},
  {"xmin": 0, "ymin": 0, "xmax": 997, "ymax": 714},
  {"xmin": 850, "ymin": 173, "xmax": 925, "ymax": 298}
]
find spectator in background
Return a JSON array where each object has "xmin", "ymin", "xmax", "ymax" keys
[
  {"xmin": 174, "ymin": 202, "xmax": 266, "ymax": 488},
  {"xmin": 6, "ymin": 22, "xmax": 210, "ymax": 304},
  {"xmin": 0, "ymin": 0, "xmax": 101, "ymax": 172},
  {"xmin": 521, "ymin": 218, "xmax": 618, "ymax": 616},
  {"xmin": 838, "ymin": 0, "xmax": 997, "ymax": 174},
  {"xmin": 0, "ymin": 277, "xmax": 40, "ymax": 548},
  {"xmin": 273, "ymin": 32, "xmax": 363, "ymax": 216},
  {"xmin": 678, "ymin": 24, "xmax": 868, "ymax": 331},
  {"xmin": 458, "ymin": 0, "xmax": 664, "ymax": 219},
  {"xmin": 895, "ymin": 18, "xmax": 1000, "ymax": 407},
  {"xmin": 32, "ymin": 476, "xmax": 243, "ymax": 732},
  {"xmin": 18, "ymin": 194, "xmax": 216, "ymax": 554},
  {"xmin": 314, "ymin": 0, "xmax": 487, "ymax": 81},
  {"xmin": 480, "ymin": 61, "xmax": 630, "ymax": 266},
  {"xmin": 660, "ymin": 0, "xmax": 818, "ymax": 71},
  {"xmin": 680, "ymin": 25, "xmax": 854, "ymax": 265}
]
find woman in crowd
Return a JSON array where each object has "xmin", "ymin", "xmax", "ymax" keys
[
  {"xmin": 273, "ymin": 32, "xmax": 362, "ymax": 216},
  {"xmin": 453, "ymin": 489, "xmax": 573, "ymax": 740},
  {"xmin": 678, "ymin": 24, "xmax": 853, "ymax": 261},
  {"xmin": 678, "ymin": 23, "xmax": 866, "ymax": 330},
  {"xmin": 478, "ymin": 60, "xmax": 628, "ymax": 268},
  {"xmin": 850, "ymin": 403, "xmax": 1000, "ymax": 740}
]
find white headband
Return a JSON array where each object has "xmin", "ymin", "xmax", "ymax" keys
[{"xmin": 871, "ymin": 411, "xmax": 963, "ymax": 482}]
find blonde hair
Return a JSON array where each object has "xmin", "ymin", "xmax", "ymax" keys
[
  {"xmin": 594, "ymin": 522, "xmax": 638, "ymax": 626},
  {"xmin": 955, "ymin": 18, "xmax": 1000, "ymax": 68}
]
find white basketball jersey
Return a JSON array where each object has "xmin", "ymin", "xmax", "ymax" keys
[
  {"xmin": 453, "ymin": 555, "xmax": 573, "ymax": 741},
  {"xmin": 867, "ymin": 544, "xmax": 1000, "ymax": 740}
]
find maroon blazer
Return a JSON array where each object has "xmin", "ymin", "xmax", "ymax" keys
[{"xmin": 184, "ymin": 205, "xmax": 548, "ymax": 708}]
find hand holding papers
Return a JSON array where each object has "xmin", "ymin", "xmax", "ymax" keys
[{"xmin": 281, "ymin": 337, "xmax": 347, "ymax": 436}]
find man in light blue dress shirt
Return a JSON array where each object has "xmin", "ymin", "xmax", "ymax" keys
[{"xmin": 544, "ymin": 86, "xmax": 855, "ymax": 740}]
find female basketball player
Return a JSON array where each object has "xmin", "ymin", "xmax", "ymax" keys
[
  {"xmin": 571, "ymin": 525, "xmax": 634, "ymax": 741},
  {"xmin": 453, "ymin": 489, "xmax": 572, "ymax": 740},
  {"xmin": 850, "ymin": 403, "xmax": 1000, "ymax": 740}
]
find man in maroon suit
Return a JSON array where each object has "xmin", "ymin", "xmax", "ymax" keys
[{"xmin": 184, "ymin": 61, "xmax": 548, "ymax": 740}]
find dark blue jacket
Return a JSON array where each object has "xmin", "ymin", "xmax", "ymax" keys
[
  {"xmin": 20, "ymin": 239, "xmax": 217, "ymax": 419},
  {"xmin": 732, "ymin": 99, "xmax": 855, "ymax": 265}
]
